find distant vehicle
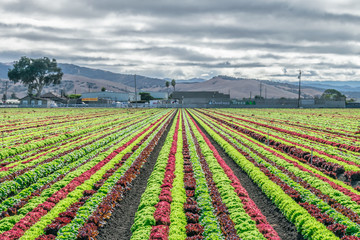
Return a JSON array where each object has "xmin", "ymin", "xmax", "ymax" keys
[
  {"xmin": 4, "ymin": 99, "xmax": 20, "ymax": 105},
  {"xmin": 49, "ymin": 102, "xmax": 58, "ymax": 108}
]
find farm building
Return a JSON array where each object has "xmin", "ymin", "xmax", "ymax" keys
[
  {"xmin": 172, "ymin": 91, "xmax": 230, "ymax": 104},
  {"xmin": 81, "ymin": 91, "xmax": 141, "ymax": 103},
  {"xmin": 19, "ymin": 95, "xmax": 56, "ymax": 107},
  {"xmin": 40, "ymin": 92, "xmax": 68, "ymax": 104}
]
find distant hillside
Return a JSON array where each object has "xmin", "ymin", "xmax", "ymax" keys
[
  {"xmin": 0, "ymin": 62, "xmax": 357, "ymax": 99},
  {"xmin": 301, "ymin": 81, "xmax": 360, "ymax": 93},
  {"xmin": 58, "ymin": 64, "xmax": 165, "ymax": 89},
  {"xmin": 176, "ymin": 76, "xmax": 323, "ymax": 99}
]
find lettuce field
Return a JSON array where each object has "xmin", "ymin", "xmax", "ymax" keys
[{"xmin": 1, "ymin": 108, "xmax": 360, "ymax": 240}]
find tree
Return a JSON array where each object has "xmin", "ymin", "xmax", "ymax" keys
[
  {"xmin": 8, "ymin": 56, "xmax": 63, "ymax": 97},
  {"xmin": 321, "ymin": 89, "xmax": 345, "ymax": 101},
  {"xmin": 171, "ymin": 79, "xmax": 176, "ymax": 91},
  {"xmin": 11, "ymin": 92, "xmax": 18, "ymax": 99},
  {"xmin": 139, "ymin": 92, "xmax": 154, "ymax": 102},
  {"xmin": 101, "ymin": 87, "xmax": 106, "ymax": 92},
  {"xmin": 68, "ymin": 94, "xmax": 81, "ymax": 99}
]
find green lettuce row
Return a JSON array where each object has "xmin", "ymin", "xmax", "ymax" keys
[
  {"xmin": 0, "ymin": 110, "xmax": 153, "ymax": 160},
  {"xmin": 0, "ymin": 115, "xmax": 157, "ymax": 234},
  {"xmin": 183, "ymin": 114, "xmax": 224, "ymax": 239},
  {"xmin": 196, "ymin": 109, "xmax": 360, "ymax": 197},
  {"xmin": 204, "ymin": 112, "xmax": 360, "ymax": 218},
  {"xmin": 2, "ymin": 108, "xmax": 133, "ymax": 140},
  {"xmin": 0, "ymin": 150, "xmax": 100, "ymax": 214},
  {"xmin": 131, "ymin": 111, "xmax": 180, "ymax": 240},
  {"xmin": 189, "ymin": 110, "xmax": 338, "ymax": 240},
  {"xmin": 204, "ymin": 110, "xmax": 360, "ymax": 172},
  {"xmin": 25, "ymin": 111, "xmax": 172, "ymax": 240},
  {"xmin": 1, "ymin": 110, "xmax": 148, "ymax": 163},
  {"xmin": 169, "ymin": 114, "xmax": 187, "ymax": 240},
  {"xmin": 0, "ymin": 111, "xmax": 164, "ymax": 202},
  {"xmin": 205, "ymin": 109, "xmax": 357, "ymax": 150},
  {"xmin": 0, "ymin": 111, "xmax": 156, "ymax": 176},
  {"xmin": 0, "ymin": 112, "xmax": 150, "ymax": 216},
  {"xmin": 242, "ymin": 142, "xmax": 360, "ymax": 236},
  {"xmin": 187, "ymin": 111, "xmax": 266, "ymax": 240}
]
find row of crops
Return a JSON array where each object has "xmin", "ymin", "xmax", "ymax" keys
[
  {"xmin": 1, "ymin": 108, "xmax": 360, "ymax": 239},
  {"xmin": 0, "ymin": 108, "xmax": 175, "ymax": 239}
]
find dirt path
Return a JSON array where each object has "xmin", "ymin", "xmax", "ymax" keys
[
  {"xmin": 97, "ymin": 116, "xmax": 174, "ymax": 240},
  {"xmin": 196, "ymin": 120, "xmax": 304, "ymax": 240}
]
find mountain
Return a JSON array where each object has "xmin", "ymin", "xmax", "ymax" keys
[
  {"xmin": 58, "ymin": 64, "xmax": 165, "ymax": 89},
  {"xmin": 176, "ymin": 78, "xmax": 206, "ymax": 83},
  {"xmin": 176, "ymin": 76, "xmax": 323, "ymax": 99},
  {"xmin": 0, "ymin": 62, "xmax": 356, "ymax": 99},
  {"xmin": 300, "ymin": 81, "xmax": 360, "ymax": 93}
]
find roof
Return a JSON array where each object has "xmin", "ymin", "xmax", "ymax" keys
[{"xmin": 41, "ymin": 92, "xmax": 61, "ymax": 98}]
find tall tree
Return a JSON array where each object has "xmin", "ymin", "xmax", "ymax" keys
[
  {"xmin": 171, "ymin": 79, "xmax": 176, "ymax": 91},
  {"xmin": 321, "ymin": 89, "xmax": 345, "ymax": 101},
  {"xmin": 139, "ymin": 92, "xmax": 154, "ymax": 101},
  {"xmin": 165, "ymin": 81, "xmax": 170, "ymax": 95},
  {"xmin": 8, "ymin": 56, "xmax": 63, "ymax": 97},
  {"xmin": 11, "ymin": 92, "xmax": 17, "ymax": 99}
]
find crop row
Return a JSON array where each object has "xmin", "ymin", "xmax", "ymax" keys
[
  {"xmin": 190, "ymin": 109, "xmax": 360, "ymax": 239},
  {"xmin": 131, "ymin": 110, "xmax": 279, "ymax": 240},
  {"xmin": 0, "ymin": 109, "xmax": 174, "ymax": 239}
]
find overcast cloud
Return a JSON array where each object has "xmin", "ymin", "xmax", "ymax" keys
[{"xmin": 1, "ymin": 0, "xmax": 360, "ymax": 81}]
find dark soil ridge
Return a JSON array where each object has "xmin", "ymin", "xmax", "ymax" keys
[
  {"xmin": 97, "ymin": 114, "xmax": 175, "ymax": 240},
  {"xmin": 194, "ymin": 117, "xmax": 304, "ymax": 240}
]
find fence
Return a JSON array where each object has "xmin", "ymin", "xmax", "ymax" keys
[{"xmin": 0, "ymin": 99, "xmax": 350, "ymax": 108}]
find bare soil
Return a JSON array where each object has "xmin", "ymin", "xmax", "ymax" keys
[
  {"xmin": 196, "ymin": 120, "xmax": 304, "ymax": 240},
  {"xmin": 97, "ymin": 117, "xmax": 173, "ymax": 240},
  {"xmin": 97, "ymin": 115, "xmax": 304, "ymax": 240}
]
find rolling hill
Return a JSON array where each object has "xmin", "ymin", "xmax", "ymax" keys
[{"xmin": 0, "ymin": 62, "xmax": 346, "ymax": 100}]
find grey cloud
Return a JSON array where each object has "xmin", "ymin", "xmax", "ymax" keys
[{"xmin": 1, "ymin": 0, "xmax": 360, "ymax": 81}]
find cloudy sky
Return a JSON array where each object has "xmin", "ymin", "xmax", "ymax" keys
[{"xmin": 1, "ymin": 0, "xmax": 360, "ymax": 81}]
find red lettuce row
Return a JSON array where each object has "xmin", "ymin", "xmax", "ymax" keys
[
  {"xmin": 208, "ymin": 110, "xmax": 360, "ymax": 153},
  {"xmin": 0, "ymin": 110, "xmax": 146, "ymax": 160},
  {"xmin": 199, "ymin": 110, "xmax": 351, "ymax": 180},
  {"xmin": 0, "ymin": 115, "xmax": 153, "ymax": 218},
  {"xmin": 185, "ymin": 116, "xmax": 240, "ymax": 239},
  {"xmin": 131, "ymin": 112, "xmax": 180, "ymax": 239},
  {"xmin": 149, "ymin": 117, "xmax": 179, "ymax": 239},
  {"xmin": 44, "ymin": 112, "xmax": 174, "ymax": 240},
  {"xmin": 208, "ymin": 115, "xmax": 360, "ymax": 207},
  {"xmin": 189, "ymin": 110, "xmax": 337, "ymax": 239},
  {"xmin": 181, "ymin": 118, "xmax": 204, "ymax": 239},
  {"xmin": 193, "ymin": 111, "xmax": 360, "ymax": 238},
  {"xmin": 186, "ymin": 110, "xmax": 280, "ymax": 240},
  {"xmin": 0, "ymin": 113, "xmax": 171, "ymax": 240},
  {"xmin": 217, "ymin": 109, "xmax": 358, "ymax": 140}
]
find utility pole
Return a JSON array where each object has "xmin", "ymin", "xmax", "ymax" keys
[
  {"xmin": 298, "ymin": 70, "xmax": 302, "ymax": 108},
  {"xmin": 134, "ymin": 74, "xmax": 137, "ymax": 108},
  {"xmin": 259, "ymin": 82, "xmax": 262, "ymax": 98}
]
